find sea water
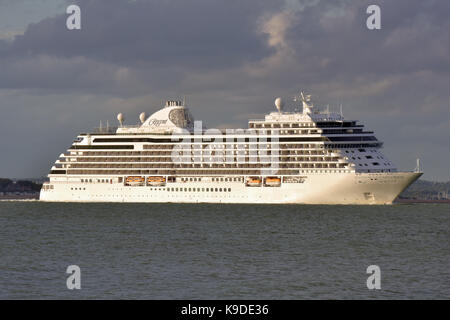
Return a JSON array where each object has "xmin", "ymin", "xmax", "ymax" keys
[{"xmin": 0, "ymin": 202, "xmax": 448, "ymax": 299}]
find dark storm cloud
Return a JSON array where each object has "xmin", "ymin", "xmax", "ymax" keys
[
  {"xmin": 281, "ymin": 0, "xmax": 450, "ymax": 80},
  {"xmin": 5, "ymin": 0, "xmax": 275, "ymax": 67},
  {"xmin": 0, "ymin": 0, "xmax": 279, "ymax": 94},
  {"xmin": 265, "ymin": 0, "xmax": 450, "ymax": 138},
  {"xmin": 1, "ymin": 0, "xmax": 449, "ymax": 94}
]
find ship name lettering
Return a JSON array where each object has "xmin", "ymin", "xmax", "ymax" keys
[{"xmin": 149, "ymin": 119, "xmax": 167, "ymax": 126}]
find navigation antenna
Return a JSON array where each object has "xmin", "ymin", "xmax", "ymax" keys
[
  {"xmin": 293, "ymin": 96, "xmax": 299, "ymax": 113},
  {"xmin": 414, "ymin": 158, "xmax": 422, "ymax": 173},
  {"xmin": 293, "ymin": 95, "xmax": 300, "ymax": 113},
  {"xmin": 300, "ymin": 91, "xmax": 313, "ymax": 114}
]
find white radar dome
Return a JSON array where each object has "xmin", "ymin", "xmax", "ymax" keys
[
  {"xmin": 117, "ymin": 113, "xmax": 124, "ymax": 126},
  {"xmin": 139, "ymin": 112, "xmax": 146, "ymax": 124},
  {"xmin": 275, "ymin": 97, "xmax": 284, "ymax": 113}
]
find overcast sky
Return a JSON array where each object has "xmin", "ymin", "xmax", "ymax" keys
[{"xmin": 0, "ymin": 0, "xmax": 449, "ymax": 181}]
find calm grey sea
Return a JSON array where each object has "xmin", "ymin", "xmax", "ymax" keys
[{"xmin": 0, "ymin": 202, "xmax": 448, "ymax": 299}]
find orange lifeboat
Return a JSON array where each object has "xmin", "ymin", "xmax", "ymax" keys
[
  {"xmin": 246, "ymin": 177, "xmax": 262, "ymax": 187},
  {"xmin": 147, "ymin": 176, "xmax": 166, "ymax": 186},
  {"xmin": 125, "ymin": 176, "xmax": 145, "ymax": 186},
  {"xmin": 265, "ymin": 177, "xmax": 281, "ymax": 187}
]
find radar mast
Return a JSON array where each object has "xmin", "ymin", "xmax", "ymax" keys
[{"xmin": 294, "ymin": 91, "xmax": 314, "ymax": 114}]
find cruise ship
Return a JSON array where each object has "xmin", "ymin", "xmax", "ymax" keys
[{"xmin": 40, "ymin": 92, "xmax": 422, "ymax": 204}]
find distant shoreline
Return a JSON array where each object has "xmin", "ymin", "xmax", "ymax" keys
[
  {"xmin": 0, "ymin": 193, "xmax": 39, "ymax": 200},
  {"xmin": 395, "ymin": 198, "xmax": 450, "ymax": 204}
]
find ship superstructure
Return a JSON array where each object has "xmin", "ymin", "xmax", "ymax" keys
[{"xmin": 40, "ymin": 92, "xmax": 422, "ymax": 204}]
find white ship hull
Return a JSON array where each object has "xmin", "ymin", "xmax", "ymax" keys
[{"xmin": 40, "ymin": 171, "xmax": 421, "ymax": 205}]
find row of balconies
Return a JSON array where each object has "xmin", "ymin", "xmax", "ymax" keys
[
  {"xmin": 57, "ymin": 155, "xmax": 342, "ymax": 165},
  {"xmin": 59, "ymin": 162, "xmax": 348, "ymax": 170},
  {"xmin": 63, "ymin": 152, "xmax": 334, "ymax": 163},
  {"xmin": 64, "ymin": 144, "xmax": 330, "ymax": 157},
  {"xmin": 66, "ymin": 169, "xmax": 306, "ymax": 175}
]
